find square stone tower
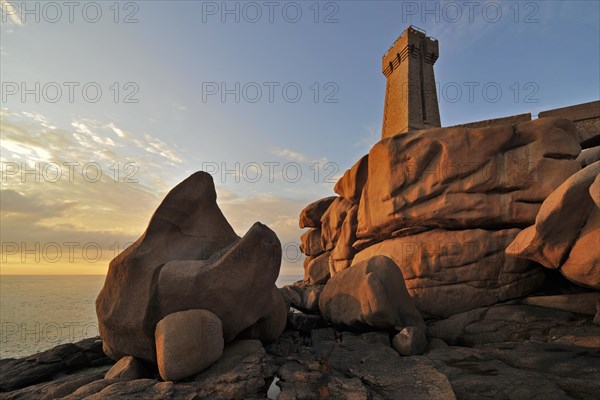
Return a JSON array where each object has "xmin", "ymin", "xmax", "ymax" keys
[{"xmin": 381, "ymin": 26, "xmax": 441, "ymax": 138}]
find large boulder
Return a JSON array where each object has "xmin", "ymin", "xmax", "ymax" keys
[
  {"xmin": 319, "ymin": 256, "xmax": 424, "ymax": 330},
  {"xmin": 352, "ymin": 228, "xmax": 543, "ymax": 317},
  {"xmin": 96, "ymin": 172, "xmax": 282, "ymax": 364},
  {"xmin": 356, "ymin": 118, "xmax": 581, "ymax": 248},
  {"xmin": 507, "ymin": 161, "xmax": 600, "ymax": 289},
  {"xmin": 155, "ymin": 309, "xmax": 224, "ymax": 381},
  {"xmin": 96, "ymin": 172, "xmax": 239, "ymax": 362}
]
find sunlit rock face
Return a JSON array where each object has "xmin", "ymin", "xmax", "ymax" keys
[
  {"xmin": 508, "ymin": 161, "xmax": 600, "ymax": 289},
  {"xmin": 319, "ymin": 255, "xmax": 425, "ymax": 331},
  {"xmin": 96, "ymin": 172, "xmax": 285, "ymax": 379},
  {"xmin": 297, "ymin": 118, "xmax": 585, "ymax": 318},
  {"xmin": 355, "ymin": 117, "xmax": 581, "ymax": 247}
]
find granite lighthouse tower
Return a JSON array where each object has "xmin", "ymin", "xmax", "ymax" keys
[{"xmin": 381, "ymin": 26, "xmax": 441, "ymax": 138}]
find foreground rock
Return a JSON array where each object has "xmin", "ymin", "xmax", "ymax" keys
[
  {"xmin": 96, "ymin": 172, "xmax": 238, "ymax": 361},
  {"xmin": 96, "ymin": 171, "xmax": 285, "ymax": 379},
  {"xmin": 427, "ymin": 342, "xmax": 600, "ymax": 400},
  {"xmin": 0, "ymin": 338, "xmax": 112, "ymax": 392},
  {"xmin": 272, "ymin": 328, "xmax": 456, "ymax": 400},
  {"xmin": 507, "ymin": 161, "xmax": 600, "ymax": 289}
]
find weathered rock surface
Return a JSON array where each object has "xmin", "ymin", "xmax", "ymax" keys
[
  {"xmin": 522, "ymin": 292, "xmax": 600, "ymax": 315},
  {"xmin": 0, "ymin": 338, "xmax": 111, "ymax": 392},
  {"xmin": 93, "ymin": 171, "xmax": 285, "ymax": 383},
  {"xmin": 352, "ymin": 228, "xmax": 543, "ymax": 317},
  {"xmin": 0, "ymin": 338, "xmax": 274, "ymax": 399},
  {"xmin": 319, "ymin": 256, "xmax": 425, "ymax": 330},
  {"xmin": 329, "ymin": 205, "xmax": 358, "ymax": 277},
  {"xmin": 275, "ymin": 328, "xmax": 456, "ymax": 400},
  {"xmin": 191, "ymin": 340, "xmax": 277, "ymax": 399},
  {"xmin": 298, "ymin": 118, "xmax": 584, "ymax": 323},
  {"xmin": 356, "ymin": 118, "xmax": 581, "ymax": 246},
  {"xmin": 428, "ymin": 302, "xmax": 600, "ymax": 348},
  {"xmin": 96, "ymin": 172, "xmax": 238, "ymax": 361},
  {"xmin": 320, "ymin": 197, "xmax": 354, "ymax": 251},
  {"xmin": 576, "ymin": 145, "xmax": 600, "ymax": 167},
  {"xmin": 280, "ymin": 282, "xmax": 323, "ymax": 313},
  {"xmin": 241, "ymin": 287, "xmax": 289, "ymax": 343},
  {"xmin": 303, "ymin": 252, "xmax": 330, "ymax": 284},
  {"xmin": 427, "ymin": 342, "xmax": 600, "ymax": 400},
  {"xmin": 299, "ymin": 196, "xmax": 337, "ymax": 228},
  {"xmin": 155, "ymin": 309, "xmax": 224, "ymax": 381},
  {"xmin": 507, "ymin": 161, "xmax": 600, "ymax": 289},
  {"xmin": 333, "ymin": 154, "xmax": 368, "ymax": 204},
  {"xmin": 299, "ymin": 228, "xmax": 325, "ymax": 256},
  {"xmin": 287, "ymin": 311, "xmax": 327, "ymax": 334},
  {"xmin": 156, "ymin": 222, "xmax": 282, "ymax": 343},
  {"xmin": 392, "ymin": 325, "xmax": 428, "ymax": 355},
  {"xmin": 4, "ymin": 304, "xmax": 600, "ymax": 400}
]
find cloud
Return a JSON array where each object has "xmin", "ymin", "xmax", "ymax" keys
[
  {"xmin": 143, "ymin": 133, "xmax": 183, "ymax": 164},
  {"xmin": 0, "ymin": 110, "xmax": 173, "ymax": 247},
  {"xmin": 0, "ymin": 109, "xmax": 318, "ymax": 279},
  {"xmin": 272, "ymin": 147, "xmax": 308, "ymax": 162},
  {"xmin": 0, "ymin": 189, "xmax": 75, "ymax": 219}
]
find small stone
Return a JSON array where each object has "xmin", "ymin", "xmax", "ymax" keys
[
  {"xmin": 392, "ymin": 326, "xmax": 428, "ymax": 356},
  {"xmin": 104, "ymin": 356, "xmax": 152, "ymax": 380},
  {"xmin": 155, "ymin": 309, "xmax": 224, "ymax": 381}
]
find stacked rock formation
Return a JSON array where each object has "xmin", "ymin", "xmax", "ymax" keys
[
  {"xmin": 507, "ymin": 161, "xmax": 600, "ymax": 289},
  {"xmin": 297, "ymin": 118, "xmax": 590, "ymax": 328},
  {"xmin": 96, "ymin": 172, "xmax": 287, "ymax": 381}
]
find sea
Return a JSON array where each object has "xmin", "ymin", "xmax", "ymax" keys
[{"xmin": 0, "ymin": 273, "xmax": 302, "ymax": 359}]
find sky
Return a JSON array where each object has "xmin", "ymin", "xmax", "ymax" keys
[{"xmin": 1, "ymin": 0, "xmax": 599, "ymax": 276}]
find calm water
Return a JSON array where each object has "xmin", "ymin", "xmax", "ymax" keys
[{"xmin": 0, "ymin": 273, "xmax": 302, "ymax": 359}]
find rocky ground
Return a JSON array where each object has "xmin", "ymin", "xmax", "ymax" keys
[{"xmin": 1, "ymin": 283, "xmax": 598, "ymax": 400}]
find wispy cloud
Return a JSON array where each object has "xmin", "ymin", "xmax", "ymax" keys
[
  {"xmin": 0, "ymin": 109, "xmax": 311, "ymax": 277},
  {"xmin": 272, "ymin": 147, "xmax": 308, "ymax": 162}
]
